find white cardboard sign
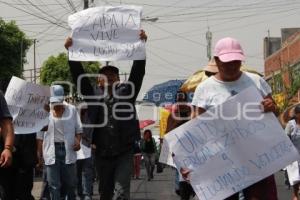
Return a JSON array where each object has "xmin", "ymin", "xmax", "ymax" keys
[
  {"xmin": 162, "ymin": 86, "xmax": 299, "ymax": 200},
  {"xmin": 68, "ymin": 5, "xmax": 145, "ymax": 61},
  {"xmin": 4, "ymin": 76, "xmax": 50, "ymax": 134}
]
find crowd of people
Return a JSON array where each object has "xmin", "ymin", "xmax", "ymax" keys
[{"xmin": 1, "ymin": 28, "xmax": 300, "ymax": 200}]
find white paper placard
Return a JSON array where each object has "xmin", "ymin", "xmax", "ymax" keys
[
  {"xmin": 5, "ymin": 76, "xmax": 50, "ymax": 134},
  {"xmin": 68, "ymin": 5, "xmax": 145, "ymax": 61},
  {"xmin": 163, "ymin": 86, "xmax": 299, "ymax": 200}
]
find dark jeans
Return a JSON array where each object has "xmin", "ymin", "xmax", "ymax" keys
[
  {"xmin": 96, "ymin": 150, "xmax": 133, "ymax": 200},
  {"xmin": 13, "ymin": 133, "xmax": 36, "ymax": 200},
  {"xmin": 40, "ymin": 168, "xmax": 50, "ymax": 200},
  {"xmin": 77, "ymin": 157, "xmax": 94, "ymax": 199},
  {"xmin": 179, "ymin": 181, "xmax": 195, "ymax": 200},
  {"xmin": 143, "ymin": 153, "xmax": 155, "ymax": 180},
  {"xmin": 0, "ymin": 167, "xmax": 14, "ymax": 200}
]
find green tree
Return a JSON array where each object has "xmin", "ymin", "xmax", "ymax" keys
[
  {"xmin": 0, "ymin": 19, "xmax": 32, "ymax": 90},
  {"xmin": 40, "ymin": 52, "xmax": 100, "ymax": 94}
]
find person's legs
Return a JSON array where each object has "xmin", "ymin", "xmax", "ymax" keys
[
  {"xmin": 0, "ymin": 167, "xmax": 14, "ymax": 200},
  {"xmin": 143, "ymin": 154, "xmax": 151, "ymax": 180},
  {"xmin": 96, "ymin": 156, "xmax": 115, "ymax": 200},
  {"xmin": 179, "ymin": 181, "xmax": 191, "ymax": 200},
  {"xmin": 40, "ymin": 168, "xmax": 51, "ymax": 200},
  {"xmin": 46, "ymin": 162, "xmax": 61, "ymax": 200},
  {"xmin": 243, "ymin": 175, "xmax": 278, "ymax": 200},
  {"xmin": 14, "ymin": 133, "xmax": 36, "ymax": 200},
  {"xmin": 149, "ymin": 153, "xmax": 156, "ymax": 179},
  {"xmin": 15, "ymin": 166, "xmax": 35, "ymax": 200},
  {"xmin": 77, "ymin": 159, "xmax": 83, "ymax": 198},
  {"xmin": 133, "ymin": 154, "xmax": 141, "ymax": 179},
  {"xmin": 174, "ymin": 169, "xmax": 180, "ymax": 195},
  {"xmin": 47, "ymin": 144, "xmax": 65, "ymax": 200},
  {"xmin": 113, "ymin": 151, "xmax": 133, "ymax": 200},
  {"xmin": 81, "ymin": 157, "xmax": 94, "ymax": 199},
  {"xmin": 61, "ymin": 163, "xmax": 77, "ymax": 200}
]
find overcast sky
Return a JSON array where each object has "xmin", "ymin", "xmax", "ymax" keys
[{"xmin": 1, "ymin": 0, "xmax": 300, "ymax": 100}]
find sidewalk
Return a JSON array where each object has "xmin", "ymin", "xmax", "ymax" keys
[
  {"xmin": 32, "ymin": 166, "xmax": 181, "ymax": 200},
  {"xmin": 32, "ymin": 168, "xmax": 291, "ymax": 200}
]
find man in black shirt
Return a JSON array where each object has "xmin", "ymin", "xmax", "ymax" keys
[
  {"xmin": 0, "ymin": 91, "xmax": 14, "ymax": 200},
  {"xmin": 65, "ymin": 30, "xmax": 147, "ymax": 200}
]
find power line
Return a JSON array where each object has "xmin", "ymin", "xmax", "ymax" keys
[
  {"xmin": 145, "ymin": 21, "xmax": 206, "ymax": 47},
  {"xmin": 148, "ymin": 43, "xmax": 201, "ymax": 60},
  {"xmin": 148, "ymin": 49, "xmax": 195, "ymax": 75},
  {"xmin": 53, "ymin": 0, "xmax": 70, "ymax": 12},
  {"xmin": 146, "ymin": 0, "xmax": 182, "ymax": 16},
  {"xmin": 66, "ymin": 0, "xmax": 77, "ymax": 13},
  {"xmin": 23, "ymin": 0, "xmax": 67, "ymax": 26},
  {"xmin": 0, "ymin": 1, "xmax": 69, "ymax": 30},
  {"xmin": 149, "ymin": 3, "xmax": 300, "ymax": 42}
]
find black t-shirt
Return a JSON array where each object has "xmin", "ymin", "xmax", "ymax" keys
[
  {"xmin": 144, "ymin": 139, "xmax": 155, "ymax": 154},
  {"xmin": 0, "ymin": 91, "xmax": 12, "ymax": 151},
  {"xmin": 0, "ymin": 91, "xmax": 12, "ymax": 120}
]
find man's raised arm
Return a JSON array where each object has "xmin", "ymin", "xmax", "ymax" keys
[
  {"xmin": 128, "ymin": 30, "xmax": 147, "ymax": 101},
  {"xmin": 65, "ymin": 37, "xmax": 94, "ymax": 97}
]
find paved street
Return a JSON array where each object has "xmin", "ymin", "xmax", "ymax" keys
[
  {"xmin": 32, "ymin": 166, "xmax": 181, "ymax": 200},
  {"xmin": 32, "ymin": 167, "xmax": 292, "ymax": 200}
]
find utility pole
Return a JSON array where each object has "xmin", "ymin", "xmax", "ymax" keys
[
  {"xmin": 90, "ymin": 0, "xmax": 95, "ymax": 7},
  {"xmin": 267, "ymin": 29, "xmax": 271, "ymax": 57},
  {"xmin": 33, "ymin": 39, "xmax": 37, "ymax": 83},
  {"xmin": 20, "ymin": 38, "xmax": 23, "ymax": 72},
  {"xmin": 206, "ymin": 26, "xmax": 212, "ymax": 61},
  {"xmin": 84, "ymin": 0, "xmax": 89, "ymax": 9}
]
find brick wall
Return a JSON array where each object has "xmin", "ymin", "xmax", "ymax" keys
[{"xmin": 265, "ymin": 32, "xmax": 300, "ymax": 87}]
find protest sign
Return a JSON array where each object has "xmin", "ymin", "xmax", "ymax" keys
[
  {"xmin": 5, "ymin": 76, "xmax": 50, "ymax": 134},
  {"xmin": 159, "ymin": 138, "xmax": 175, "ymax": 167},
  {"xmin": 68, "ymin": 5, "xmax": 145, "ymax": 61},
  {"xmin": 162, "ymin": 86, "xmax": 299, "ymax": 200},
  {"xmin": 76, "ymin": 142, "xmax": 92, "ymax": 160},
  {"xmin": 287, "ymin": 161, "xmax": 300, "ymax": 185}
]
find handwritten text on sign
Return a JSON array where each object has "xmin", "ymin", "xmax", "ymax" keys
[
  {"xmin": 68, "ymin": 5, "xmax": 145, "ymax": 61},
  {"xmin": 4, "ymin": 76, "xmax": 50, "ymax": 134},
  {"xmin": 162, "ymin": 87, "xmax": 299, "ymax": 200}
]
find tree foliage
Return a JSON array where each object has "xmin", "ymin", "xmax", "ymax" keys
[
  {"xmin": 0, "ymin": 19, "xmax": 32, "ymax": 90},
  {"xmin": 40, "ymin": 52, "xmax": 100, "ymax": 94}
]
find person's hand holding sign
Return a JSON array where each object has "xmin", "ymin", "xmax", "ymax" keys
[
  {"xmin": 139, "ymin": 29, "xmax": 147, "ymax": 42},
  {"xmin": 64, "ymin": 37, "xmax": 73, "ymax": 50},
  {"xmin": 261, "ymin": 96, "xmax": 278, "ymax": 115},
  {"xmin": 172, "ymin": 152, "xmax": 192, "ymax": 182}
]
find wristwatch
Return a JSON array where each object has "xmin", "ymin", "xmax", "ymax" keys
[{"xmin": 4, "ymin": 145, "xmax": 15, "ymax": 153}]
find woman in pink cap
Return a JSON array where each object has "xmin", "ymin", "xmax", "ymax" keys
[{"xmin": 185, "ymin": 37, "xmax": 279, "ymax": 200}]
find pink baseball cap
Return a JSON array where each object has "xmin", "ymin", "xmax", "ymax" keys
[{"xmin": 214, "ymin": 37, "xmax": 245, "ymax": 62}]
